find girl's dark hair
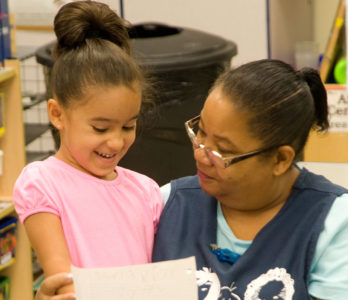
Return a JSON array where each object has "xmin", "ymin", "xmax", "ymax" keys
[
  {"xmin": 50, "ymin": 0, "xmax": 154, "ymax": 119},
  {"xmin": 213, "ymin": 59, "xmax": 328, "ymax": 161}
]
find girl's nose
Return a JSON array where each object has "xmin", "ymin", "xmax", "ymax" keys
[
  {"xmin": 107, "ymin": 135, "xmax": 124, "ymax": 151},
  {"xmin": 193, "ymin": 145, "xmax": 212, "ymax": 166}
]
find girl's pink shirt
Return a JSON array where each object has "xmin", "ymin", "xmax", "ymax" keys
[{"xmin": 13, "ymin": 156, "xmax": 163, "ymax": 268}]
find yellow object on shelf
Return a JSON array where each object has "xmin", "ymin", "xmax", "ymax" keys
[
  {"xmin": 0, "ymin": 203, "xmax": 13, "ymax": 220},
  {"xmin": 0, "ymin": 92, "xmax": 4, "ymax": 138},
  {"xmin": 0, "ymin": 258, "xmax": 14, "ymax": 272},
  {"xmin": 0, "ymin": 69, "xmax": 15, "ymax": 83}
]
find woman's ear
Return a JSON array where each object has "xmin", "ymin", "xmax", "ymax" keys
[
  {"xmin": 47, "ymin": 99, "xmax": 64, "ymax": 130},
  {"xmin": 272, "ymin": 145, "xmax": 295, "ymax": 176}
]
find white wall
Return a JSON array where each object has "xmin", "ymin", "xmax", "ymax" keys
[
  {"xmin": 269, "ymin": 0, "xmax": 313, "ymax": 66},
  {"xmin": 123, "ymin": 0, "xmax": 269, "ymax": 66},
  {"xmin": 314, "ymin": 0, "xmax": 341, "ymax": 53},
  {"xmin": 9, "ymin": 0, "xmax": 344, "ymax": 67},
  {"xmin": 11, "ymin": 0, "xmax": 269, "ymax": 66}
]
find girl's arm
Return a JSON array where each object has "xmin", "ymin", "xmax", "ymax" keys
[{"xmin": 24, "ymin": 213, "xmax": 74, "ymax": 294}]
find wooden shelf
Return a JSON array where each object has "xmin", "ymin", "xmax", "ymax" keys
[{"xmin": 0, "ymin": 59, "xmax": 34, "ymax": 300}]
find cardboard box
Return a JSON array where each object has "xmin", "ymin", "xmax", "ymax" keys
[{"xmin": 304, "ymin": 84, "xmax": 348, "ymax": 162}]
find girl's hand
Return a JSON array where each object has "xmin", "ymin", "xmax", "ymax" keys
[{"xmin": 35, "ymin": 273, "xmax": 76, "ymax": 300}]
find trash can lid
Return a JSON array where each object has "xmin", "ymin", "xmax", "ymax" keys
[
  {"xmin": 131, "ymin": 23, "xmax": 237, "ymax": 72},
  {"xmin": 35, "ymin": 23, "xmax": 237, "ymax": 72}
]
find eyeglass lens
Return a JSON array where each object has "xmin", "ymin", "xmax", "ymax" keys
[{"xmin": 190, "ymin": 122, "xmax": 226, "ymax": 168}]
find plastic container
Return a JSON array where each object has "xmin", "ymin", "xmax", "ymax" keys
[
  {"xmin": 333, "ymin": 57, "xmax": 346, "ymax": 84},
  {"xmin": 35, "ymin": 23, "xmax": 237, "ymax": 185},
  {"xmin": 294, "ymin": 41, "xmax": 319, "ymax": 69}
]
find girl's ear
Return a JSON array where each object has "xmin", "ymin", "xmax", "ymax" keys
[
  {"xmin": 47, "ymin": 98, "xmax": 64, "ymax": 130},
  {"xmin": 272, "ymin": 145, "xmax": 295, "ymax": 176}
]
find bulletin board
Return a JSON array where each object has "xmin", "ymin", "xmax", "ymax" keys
[
  {"xmin": 9, "ymin": 0, "xmax": 62, "ymax": 28},
  {"xmin": 9, "ymin": 0, "xmax": 120, "ymax": 28}
]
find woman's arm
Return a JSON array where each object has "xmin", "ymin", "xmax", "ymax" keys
[
  {"xmin": 24, "ymin": 213, "xmax": 74, "ymax": 294},
  {"xmin": 308, "ymin": 194, "xmax": 348, "ymax": 300},
  {"xmin": 35, "ymin": 273, "xmax": 75, "ymax": 300}
]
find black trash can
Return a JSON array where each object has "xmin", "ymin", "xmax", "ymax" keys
[{"xmin": 35, "ymin": 23, "xmax": 237, "ymax": 185}]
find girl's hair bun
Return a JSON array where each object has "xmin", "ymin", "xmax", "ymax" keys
[{"xmin": 54, "ymin": 1, "xmax": 130, "ymax": 55}]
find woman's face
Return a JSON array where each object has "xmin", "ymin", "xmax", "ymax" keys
[{"xmin": 195, "ymin": 87, "xmax": 277, "ymax": 211}]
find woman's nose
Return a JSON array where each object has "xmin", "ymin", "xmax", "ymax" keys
[{"xmin": 193, "ymin": 145, "xmax": 212, "ymax": 166}]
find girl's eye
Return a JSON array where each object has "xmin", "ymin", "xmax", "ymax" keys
[
  {"xmin": 123, "ymin": 125, "xmax": 136, "ymax": 131},
  {"xmin": 93, "ymin": 126, "xmax": 107, "ymax": 133}
]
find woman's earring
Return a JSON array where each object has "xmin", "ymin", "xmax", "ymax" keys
[{"xmin": 56, "ymin": 124, "xmax": 62, "ymax": 130}]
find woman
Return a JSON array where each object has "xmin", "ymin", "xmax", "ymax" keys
[
  {"xmin": 152, "ymin": 59, "xmax": 348, "ymax": 300},
  {"xmin": 35, "ymin": 59, "xmax": 348, "ymax": 300}
]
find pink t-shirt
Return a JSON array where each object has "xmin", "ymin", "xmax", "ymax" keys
[{"xmin": 13, "ymin": 156, "xmax": 163, "ymax": 268}]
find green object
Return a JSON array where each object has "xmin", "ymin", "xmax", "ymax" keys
[
  {"xmin": 0, "ymin": 276, "xmax": 10, "ymax": 300},
  {"xmin": 33, "ymin": 274, "xmax": 45, "ymax": 292},
  {"xmin": 334, "ymin": 57, "xmax": 346, "ymax": 84}
]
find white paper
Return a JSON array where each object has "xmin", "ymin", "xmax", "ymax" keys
[{"xmin": 71, "ymin": 257, "xmax": 198, "ymax": 300}]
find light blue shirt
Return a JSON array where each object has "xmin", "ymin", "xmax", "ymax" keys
[{"xmin": 160, "ymin": 184, "xmax": 348, "ymax": 299}]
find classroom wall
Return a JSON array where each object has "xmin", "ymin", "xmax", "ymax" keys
[
  {"xmin": 10, "ymin": 1, "xmax": 344, "ymax": 67},
  {"xmin": 123, "ymin": 0, "xmax": 269, "ymax": 66},
  {"xmin": 268, "ymin": 0, "xmax": 313, "ymax": 66},
  {"xmin": 10, "ymin": 0, "xmax": 269, "ymax": 66},
  {"xmin": 313, "ymin": 0, "xmax": 341, "ymax": 53}
]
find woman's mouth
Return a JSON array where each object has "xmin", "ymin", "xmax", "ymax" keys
[{"xmin": 197, "ymin": 169, "xmax": 213, "ymax": 180}]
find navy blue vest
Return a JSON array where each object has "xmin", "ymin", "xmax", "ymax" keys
[{"xmin": 153, "ymin": 168, "xmax": 347, "ymax": 300}]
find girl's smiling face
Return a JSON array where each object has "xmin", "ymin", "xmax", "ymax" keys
[{"xmin": 50, "ymin": 83, "xmax": 142, "ymax": 180}]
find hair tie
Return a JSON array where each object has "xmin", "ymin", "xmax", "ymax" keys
[
  {"xmin": 296, "ymin": 70, "xmax": 305, "ymax": 82},
  {"xmin": 86, "ymin": 29, "xmax": 101, "ymax": 39}
]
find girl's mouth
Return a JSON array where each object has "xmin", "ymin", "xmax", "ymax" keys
[{"xmin": 95, "ymin": 151, "xmax": 116, "ymax": 159}]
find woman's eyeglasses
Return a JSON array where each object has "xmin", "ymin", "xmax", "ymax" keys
[{"xmin": 184, "ymin": 115, "xmax": 279, "ymax": 169}]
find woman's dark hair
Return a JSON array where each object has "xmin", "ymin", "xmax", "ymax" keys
[
  {"xmin": 212, "ymin": 59, "xmax": 328, "ymax": 161},
  {"xmin": 50, "ymin": 0, "xmax": 154, "ymax": 115}
]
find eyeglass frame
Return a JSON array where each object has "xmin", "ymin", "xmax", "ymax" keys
[{"xmin": 184, "ymin": 115, "xmax": 280, "ymax": 168}]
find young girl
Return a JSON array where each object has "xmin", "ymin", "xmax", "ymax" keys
[{"xmin": 13, "ymin": 0, "xmax": 163, "ymax": 294}]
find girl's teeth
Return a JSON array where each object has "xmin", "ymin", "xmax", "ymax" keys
[{"xmin": 98, "ymin": 152, "xmax": 112, "ymax": 158}]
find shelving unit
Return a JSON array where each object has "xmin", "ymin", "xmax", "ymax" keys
[
  {"xmin": 18, "ymin": 46, "xmax": 55, "ymax": 164},
  {"xmin": 0, "ymin": 59, "xmax": 33, "ymax": 300},
  {"xmin": 25, "ymin": 123, "xmax": 50, "ymax": 145}
]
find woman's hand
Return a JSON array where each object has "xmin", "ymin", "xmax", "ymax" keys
[{"xmin": 35, "ymin": 273, "xmax": 75, "ymax": 300}]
